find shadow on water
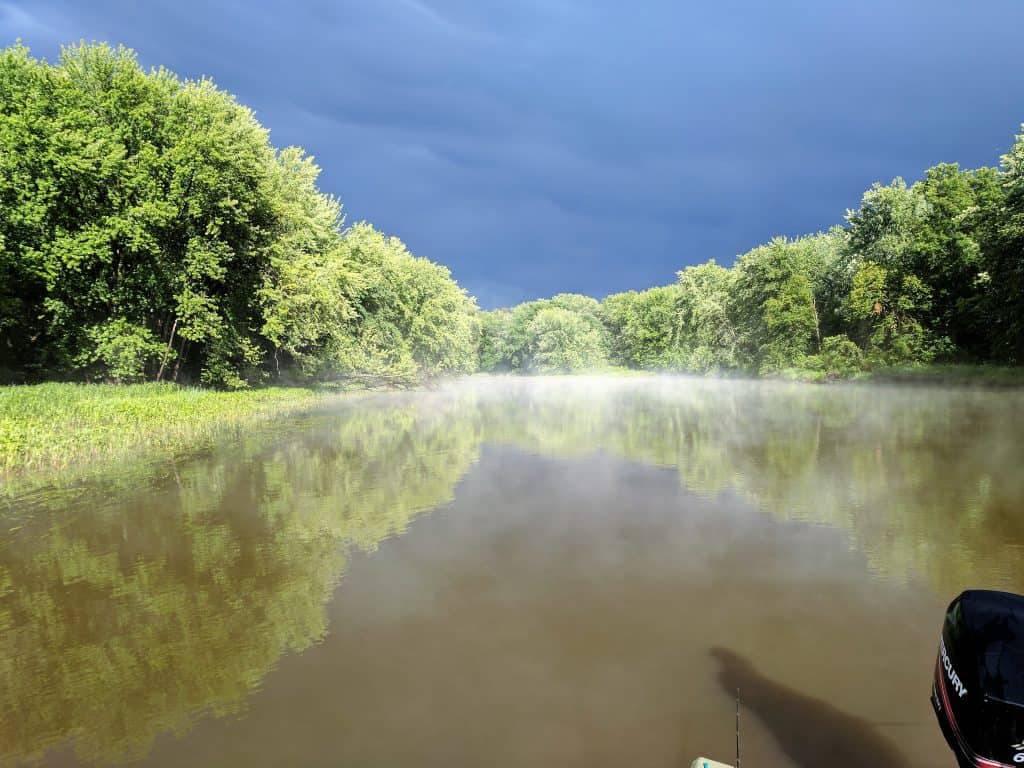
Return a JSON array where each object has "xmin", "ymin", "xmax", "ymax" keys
[{"xmin": 710, "ymin": 647, "xmax": 910, "ymax": 768}]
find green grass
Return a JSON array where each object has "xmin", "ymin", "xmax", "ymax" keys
[{"xmin": 0, "ymin": 382, "xmax": 330, "ymax": 481}]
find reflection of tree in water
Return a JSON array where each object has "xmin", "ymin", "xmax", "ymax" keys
[
  {"xmin": 0, "ymin": 397, "xmax": 480, "ymax": 764},
  {"xmin": 2, "ymin": 378, "xmax": 1022, "ymax": 764},
  {"xmin": 710, "ymin": 647, "xmax": 909, "ymax": 768},
  {"xmin": 469, "ymin": 378, "xmax": 1024, "ymax": 595}
]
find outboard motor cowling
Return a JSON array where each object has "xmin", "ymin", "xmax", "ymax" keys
[{"xmin": 932, "ymin": 590, "xmax": 1024, "ymax": 768}]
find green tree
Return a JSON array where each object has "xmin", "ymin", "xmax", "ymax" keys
[
  {"xmin": 842, "ymin": 177, "xmax": 967, "ymax": 365},
  {"xmin": 0, "ymin": 44, "xmax": 54, "ymax": 380},
  {"xmin": 731, "ymin": 234, "xmax": 840, "ymax": 371},
  {"xmin": 601, "ymin": 285, "xmax": 682, "ymax": 369},
  {"xmin": 0, "ymin": 42, "xmax": 481, "ymax": 387},
  {"xmin": 478, "ymin": 294, "xmax": 609, "ymax": 374},
  {"xmin": 844, "ymin": 261, "xmax": 937, "ymax": 364},
  {"xmin": 258, "ymin": 148, "xmax": 360, "ymax": 378},
  {"xmin": 477, "ymin": 309, "xmax": 515, "ymax": 372},
  {"xmin": 675, "ymin": 260, "xmax": 740, "ymax": 372},
  {"xmin": 527, "ymin": 305, "xmax": 609, "ymax": 373},
  {"xmin": 338, "ymin": 223, "xmax": 478, "ymax": 382},
  {"xmin": 912, "ymin": 164, "xmax": 987, "ymax": 350},
  {"xmin": 760, "ymin": 274, "xmax": 818, "ymax": 372},
  {"xmin": 844, "ymin": 167, "xmax": 997, "ymax": 359},
  {"xmin": 0, "ymin": 43, "xmax": 279, "ymax": 386},
  {"xmin": 985, "ymin": 126, "xmax": 1024, "ymax": 361}
]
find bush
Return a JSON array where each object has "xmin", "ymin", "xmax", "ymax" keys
[
  {"xmin": 810, "ymin": 335, "xmax": 866, "ymax": 378},
  {"xmin": 76, "ymin": 320, "xmax": 167, "ymax": 383}
]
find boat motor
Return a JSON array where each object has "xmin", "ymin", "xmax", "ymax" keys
[{"xmin": 932, "ymin": 590, "xmax": 1024, "ymax": 768}]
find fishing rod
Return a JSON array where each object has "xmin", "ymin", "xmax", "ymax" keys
[
  {"xmin": 735, "ymin": 688, "xmax": 741, "ymax": 768},
  {"xmin": 689, "ymin": 688, "xmax": 743, "ymax": 768}
]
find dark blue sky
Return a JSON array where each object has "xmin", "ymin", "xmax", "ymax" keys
[{"xmin": 3, "ymin": 1, "xmax": 1023, "ymax": 308}]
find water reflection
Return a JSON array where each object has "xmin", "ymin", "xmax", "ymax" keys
[
  {"xmin": 465, "ymin": 377, "xmax": 1024, "ymax": 595},
  {"xmin": 1, "ymin": 377, "xmax": 1022, "ymax": 765},
  {"xmin": 0, "ymin": 394, "xmax": 479, "ymax": 764}
]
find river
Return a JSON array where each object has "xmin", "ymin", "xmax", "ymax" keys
[{"xmin": 2, "ymin": 376, "xmax": 1022, "ymax": 767}]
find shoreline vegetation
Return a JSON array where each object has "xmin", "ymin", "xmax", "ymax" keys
[
  {"xmin": 2, "ymin": 41, "xmax": 1024, "ymax": 483},
  {"xmin": 821, "ymin": 363, "xmax": 1024, "ymax": 387},
  {"xmin": 0, "ymin": 382, "xmax": 333, "ymax": 487},
  {"xmin": 4, "ymin": 366, "xmax": 1023, "ymax": 487}
]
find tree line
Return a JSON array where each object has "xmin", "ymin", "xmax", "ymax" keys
[
  {"xmin": 481, "ymin": 151, "xmax": 1024, "ymax": 376},
  {"xmin": 0, "ymin": 43, "xmax": 477, "ymax": 387},
  {"xmin": 2, "ymin": 42, "xmax": 1023, "ymax": 385}
]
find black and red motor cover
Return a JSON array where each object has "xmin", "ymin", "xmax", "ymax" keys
[{"xmin": 932, "ymin": 590, "xmax": 1024, "ymax": 768}]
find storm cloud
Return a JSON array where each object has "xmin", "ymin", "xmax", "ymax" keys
[{"xmin": 3, "ymin": 0, "xmax": 1023, "ymax": 307}]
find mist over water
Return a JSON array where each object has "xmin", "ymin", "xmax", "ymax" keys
[{"xmin": 2, "ymin": 376, "xmax": 1022, "ymax": 767}]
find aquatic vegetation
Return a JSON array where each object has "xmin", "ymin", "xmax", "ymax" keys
[{"xmin": 0, "ymin": 382, "xmax": 325, "ymax": 481}]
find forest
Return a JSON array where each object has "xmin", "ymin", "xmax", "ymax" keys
[
  {"xmin": 2, "ymin": 42, "xmax": 1023, "ymax": 386},
  {"xmin": 482, "ymin": 159, "xmax": 1024, "ymax": 377}
]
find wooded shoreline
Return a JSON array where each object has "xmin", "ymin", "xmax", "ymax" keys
[{"xmin": 3, "ymin": 42, "xmax": 1023, "ymax": 392}]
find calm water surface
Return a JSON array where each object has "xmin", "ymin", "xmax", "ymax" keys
[{"xmin": 2, "ymin": 377, "xmax": 1023, "ymax": 767}]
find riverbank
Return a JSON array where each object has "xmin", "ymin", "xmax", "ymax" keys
[
  {"xmin": 858, "ymin": 363, "xmax": 1024, "ymax": 387},
  {"xmin": 4, "ymin": 365, "xmax": 1020, "ymax": 488},
  {"xmin": 0, "ymin": 382, "xmax": 335, "ymax": 483},
  {"xmin": 589, "ymin": 362, "xmax": 1024, "ymax": 387},
  {"xmin": 759, "ymin": 362, "xmax": 1024, "ymax": 387}
]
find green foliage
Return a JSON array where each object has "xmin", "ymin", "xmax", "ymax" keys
[
  {"xmin": 760, "ymin": 274, "xmax": 818, "ymax": 373},
  {"xmin": 912, "ymin": 165, "xmax": 986, "ymax": 345},
  {"xmin": 843, "ymin": 169, "xmax": 1000, "ymax": 361},
  {"xmin": 602, "ymin": 285, "xmax": 682, "ymax": 369},
  {"xmin": 0, "ymin": 42, "xmax": 477, "ymax": 388},
  {"xmin": 75, "ymin": 319, "xmax": 167, "ymax": 382},
  {"xmin": 528, "ymin": 306, "xmax": 608, "ymax": 373},
  {"xmin": 675, "ymin": 260, "xmax": 740, "ymax": 372},
  {"xmin": 0, "ymin": 382, "xmax": 325, "ymax": 477},
  {"xmin": 844, "ymin": 262, "xmax": 938, "ymax": 365},
  {"xmin": 585, "ymin": 139, "xmax": 1021, "ymax": 377},
  {"xmin": 808, "ymin": 335, "xmax": 866, "ymax": 379},
  {"xmin": 338, "ymin": 223, "xmax": 478, "ymax": 382},
  {"xmin": 478, "ymin": 294, "xmax": 609, "ymax": 374},
  {"xmin": 986, "ymin": 125, "xmax": 1024, "ymax": 361},
  {"xmin": 477, "ymin": 309, "xmax": 515, "ymax": 372},
  {"xmin": 731, "ymin": 234, "xmax": 842, "ymax": 371},
  {"xmin": 258, "ymin": 148, "xmax": 359, "ymax": 376},
  {"xmin": 845, "ymin": 179, "xmax": 926, "ymax": 272},
  {"xmin": 1, "ymin": 39, "xmax": 1023, "ymax": 383}
]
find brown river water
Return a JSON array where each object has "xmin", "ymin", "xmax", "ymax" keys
[{"xmin": 2, "ymin": 376, "xmax": 1023, "ymax": 767}]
